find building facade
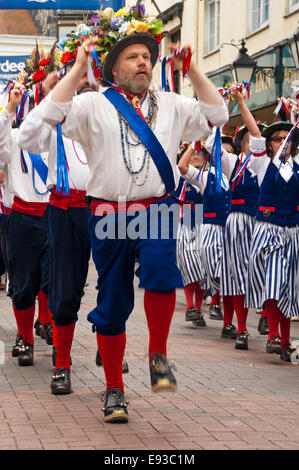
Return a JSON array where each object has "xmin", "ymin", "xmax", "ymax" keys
[{"xmin": 137, "ymin": 0, "xmax": 299, "ymax": 130}]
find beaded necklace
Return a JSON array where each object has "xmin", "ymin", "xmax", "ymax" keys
[{"xmin": 118, "ymin": 91, "xmax": 158, "ymax": 187}]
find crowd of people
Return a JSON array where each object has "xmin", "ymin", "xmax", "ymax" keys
[{"xmin": 0, "ymin": 3, "xmax": 298, "ymax": 425}]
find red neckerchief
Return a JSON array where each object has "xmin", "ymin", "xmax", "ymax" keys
[{"xmin": 112, "ymin": 86, "xmax": 148, "ymax": 122}]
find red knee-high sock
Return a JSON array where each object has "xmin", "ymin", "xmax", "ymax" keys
[
  {"xmin": 194, "ymin": 285, "xmax": 205, "ymax": 312},
  {"xmin": 222, "ymin": 295, "xmax": 234, "ymax": 327},
  {"xmin": 261, "ymin": 309, "xmax": 267, "ymax": 319},
  {"xmin": 183, "ymin": 282, "xmax": 197, "ymax": 310},
  {"xmin": 12, "ymin": 302, "xmax": 22, "ymax": 337},
  {"xmin": 51, "ymin": 318, "xmax": 57, "ymax": 348},
  {"xmin": 55, "ymin": 323, "xmax": 76, "ymax": 371},
  {"xmin": 211, "ymin": 291, "xmax": 220, "ymax": 306},
  {"xmin": 144, "ymin": 290, "xmax": 176, "ymax": 361},
  {"xmin": 13, "ymin": 305, "xmax": 35, "ymax": 345},
  {"xmin": 280, "ymin": 316, "xmax": 291, "ymax": 349},
  {"xmin": 233, "ymin": 294, "xmax": 249, "ymax": 333},
  {"xmin": 96, "ymin": 332, "xmax": 126, "ymax": 392},
  {"xmin": 37, "ymin": 291, "xmax": 51, "ymax": 325},
  {"xmin": 265, "ymin": 299, "xmax": 281, "ymax": 340}
]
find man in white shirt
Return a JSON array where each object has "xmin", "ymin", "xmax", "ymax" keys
[{"xmin": 35, "ymin": 11, "xmax": 228, "ymax": 422}]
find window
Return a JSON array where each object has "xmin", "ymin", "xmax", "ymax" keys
[
  {"xmin": 248, "ymin": 0, "xmax": 269, "ymax": 34},
  {"xmin": 206, "ymin": 0, "xmax": 220, "ymax": 54},
  {"xmin": 289, "ymin": 0, "xmax": 299, "ymax": 13}
]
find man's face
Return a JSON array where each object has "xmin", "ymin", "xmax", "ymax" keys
[
  {"xmin": 76, "ymin": 72, "xmax": 98, "ymax": 95},
  {"xmin": 112, "ymin": 43, "xmax": 152, "ymax": 95}
]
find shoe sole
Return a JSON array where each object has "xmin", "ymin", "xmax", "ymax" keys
[
  {"xmin": 185, "ymin": 314, "xmax": 199, "ymax": 321},
  {"xmin": 151, "ymin": 379, "xmax": 177, "ymax": 393},
  {"xmin": 18, "ymin": 359, "xmax": 34, "ymax": 366},
  {"xmin": 192, "ymin": 321, "xmax": 206, "ymax": 327},
  {"xmin": 221, "ymin": 333, "xmax": 237, "ymax": 339},
  {"xmin": 209, "ymin": 315, "xmax": 223, "ymax": 320},
  {"xmin": 266, "ymin": 348, "xmax": 282, "ymax": 355},
  {"xmin": 235, "ymin": 343, "xmax": 248, "ymax": 350},
  {"xmin": 51, "ymin": 386, "xmax": 72, "ymax": 395},
  {"xmin": 258, "ymin": 330, "xmax": 269, "ymax": 335},
  {"xmin": 104, "ymin": 410, "xmax": 129, "ymax": 423}
]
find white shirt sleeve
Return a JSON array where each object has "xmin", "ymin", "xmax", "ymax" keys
[
  {"xmin": 205, "ymin": 128, "xmax": 238, "ymax": 180},
  {"xmin": 0, "ymin": 109, "xmax": 15, "ymax": 163},
  {"xmin": 17, "ymin": 100, "xmax": 52, "ymax": 154},
  {"xmin": 182, "ymin": 164, "xmax": 207, "ymax": 195},
  {"xmin": 163, "ymin": 93, "xmax": 229, "ymax": 143},
  {"xmin": 249, "ymin": 136, "xmax": 269, "ymax": 185}
]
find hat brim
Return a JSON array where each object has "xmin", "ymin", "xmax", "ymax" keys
[
  {"xmin": 221, "ymin": 136, "xmax": 234, "ymax": 146},
  {"xmin": 262, "ymin": 122, "xmax": 298, "ymax": 141},
  {"xmin": 234, "ymin": 123, "xmax": 265, "ymax": 148},
  {"xmin": 103, "ymin": 34, "xmax": 159, "ymax": 84}
]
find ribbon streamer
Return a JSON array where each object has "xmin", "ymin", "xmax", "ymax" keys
[
  {"xmin": 56, "ymin": 123, "xmax": 70, "ymax": 195},
  {"xmin": 208, "ymin": 127, "xmax": 227, "ymax": 193},
  {"xmin": 164, "ymin": 46, "xmax": 192, "ymax": 80}
]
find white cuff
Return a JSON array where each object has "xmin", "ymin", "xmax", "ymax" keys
[{"xmin": 249, "ymin": 136, "xmax": 267, "ymax": 156}]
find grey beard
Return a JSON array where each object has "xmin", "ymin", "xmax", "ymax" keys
[{"xmin": 115, "ymin": 71, "xmax": 152, "ymax": 95}]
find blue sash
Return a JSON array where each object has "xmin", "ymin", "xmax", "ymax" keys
[
  {"xmin": 103, "ymin": 88, "xmax": 175, "ymax": 194},
  {"xmin": 27, "ymin": 152, "xmax": 48, "ymax": 186}
]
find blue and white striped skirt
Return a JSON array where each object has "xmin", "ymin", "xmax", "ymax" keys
[
  {"xmin": 176, "ymin": 223, "xmax": 206, "ymax": 286},
  {"xmin": 245, "ymin": 221, "xmax": 299, "ymax": 318},
  {"xmin": 221, "ymin": 212, "xmax": 256, "ymax": 296},
  {"xmin": 200, "ymin": 224, "xmax": 224, "ymax": 295}
]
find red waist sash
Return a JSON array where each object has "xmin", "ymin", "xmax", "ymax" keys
[
  {"xmin": 12, "ymin": 197, "xmax": 48, "ymax": 217},
  {"xmin": 90, "ymin": 194, "xmax": 169, "ymax": 216},
  {"xmin": 50, "ymin": 186, "xmax": 87, "ymax": 210}
]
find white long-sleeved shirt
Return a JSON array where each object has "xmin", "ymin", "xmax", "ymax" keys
[
  {"xmin": 40, "ymin": 90, "xmax": 228, "ymax": 201},
  {"xmin": 249, "ymin": 136, "xmax": 299, "ymax": 185},
  {"xmin": 0, "ymin": 109, "xmax": 49, "ymax": 204},
  {"xmin": 17, "ymin": 100, "xmax": 90, "ymax": 191},
  {"xmin": 182, "ymin": 164, "xmax": 229, "ymax": 195}
]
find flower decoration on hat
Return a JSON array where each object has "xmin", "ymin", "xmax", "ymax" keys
[{"xmin": 89, "ymin": 3, "xmax": 167, "ymax": 84}]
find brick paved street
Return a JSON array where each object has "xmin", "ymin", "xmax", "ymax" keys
[{"xmin": 0, "ymin": 264, "xmax": 299, "ymax": 451}]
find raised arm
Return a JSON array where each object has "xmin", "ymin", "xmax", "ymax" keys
[
  {"xmin": 170, "ymin": 43, "xmax": 228, "ymax": 129},
  {"xmin": 230, "ymin": 83, "xmax": 261, "ymax": 138},
  {"xmin": 0, "ymin": 84, "xmax": 23, "ymax": 163}
]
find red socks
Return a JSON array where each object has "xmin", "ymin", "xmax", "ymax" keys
[
  {"xmin": 37, "ymin": 291, "xmax": 52, "ymax": 326},
  {"xmin": 194, "ymin": 285, "xmax": 205, "ymax": 312},
  {"xmin": 144, "ymin": 289, "xmax": 176, "ymax": 361},
  {"xmin": 211, "ymin": 292, "xmax": 220, "ymax": 306},
  {"xmin": 13, "ymin": 304, "xmax": 35, "ymax": 345},
  {"xmin": 222, "ymin": 295, "xmax": 234, "ymax": 327},
  {"xmin": 55, "ymin": 323, "xmax": 76, "ymax": 371},
  {"xmin": 183, "ymin": 282, "xmax": 197, "ymax": 310},
  {"xmin": 266, "ymin": 299, "xmax": 290, "ymax": 348},
  {"xmin": 96, "ymin": 332, "xmax": 126, "ymax": 392},
  {"xmin": 234, "ymin": 294, "xmax": 249, "ymax": 333}
]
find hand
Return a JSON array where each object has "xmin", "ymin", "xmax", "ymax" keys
[
  {"xmin": 6, "ymin": 83, "xmax": 24, "ymax": 113},
  {"xmin": 285, "ymin": 97, "xmax": 299, "ymax": 114},
  {"xmin": 75, "ymin": 37, "xmax": 99, "ymax": 73},
  {"xmin": 168, "ymin": 42, "xmax": 194, "ymax": 72},
  {"xmin": 42, "ymin": 71, "xmax": 59, "ymax": 97},
  {"xmin": 230, "ymin": 82, "xmax": 243, "ymax": 105},
  {"xmin": 0, "ymin": 170, "xmax": 5, "ymax": 185}
]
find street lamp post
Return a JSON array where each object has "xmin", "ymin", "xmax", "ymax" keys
[
  {"xmin": 289, "ymin": 25, "xmax": 299, "ymax": 70},
  {"xmin": 231, "ymin": 39, "xmax": 257, "ymax": 83}
]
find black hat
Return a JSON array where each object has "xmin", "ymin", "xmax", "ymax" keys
[
  {"xmin": 234, "ymin": 123, "xmax": 266, "ymax": 149},
  {"xmin": 262, "ymin": 121, "xmax": 299, "ymax": 141},
  {"xmin": 103, "ymin": 34, "xmax": 159, "ymax": 84},
  {"xmin": 221, "ymin": 135, "xmax": 234, "ymax": 146}
]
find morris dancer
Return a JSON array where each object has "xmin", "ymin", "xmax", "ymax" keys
[
  {"xmin": 35, "ymin": 4, "xmax": 228, "ymax": 422},
  {"xmin": 247, "ymin": 120, "xmax": 299, "ymax": 361}
]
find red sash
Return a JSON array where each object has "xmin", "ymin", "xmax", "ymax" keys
[
  {"xmin": 12, "ymin": 197, "xmax": 48, "ymax": 217},
  {"xmin": 50, "ymin": 186, "xmax": 87, "ymax": 210}
]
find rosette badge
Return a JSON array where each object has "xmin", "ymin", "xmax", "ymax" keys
[{"xmin": 90, "ymin": 2, "xmax": 168, "ymax": 84}]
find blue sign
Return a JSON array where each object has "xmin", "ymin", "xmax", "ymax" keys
[
  {"xmin": 0, "ymin": 55, "xmax": 29, "ymax": 87},
  {"xmin": 0, "ymin": 0, "xmax": 124, "ymax": 9}
]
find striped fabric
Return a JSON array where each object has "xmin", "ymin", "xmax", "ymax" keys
[
  {"xmin": 221, "ymin": 212, "xmax": 256, "ymax": 296},
  {"xmin": 176, "ymin": 223, "xmax": 206, "ymax": 286},
  {"xmin": 245, "ymin": 221, "xmax": 299, "ymax": 318},
  {"xmin": 200, "ymin": 224, "xmax": 224, "ymax": 295}
]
